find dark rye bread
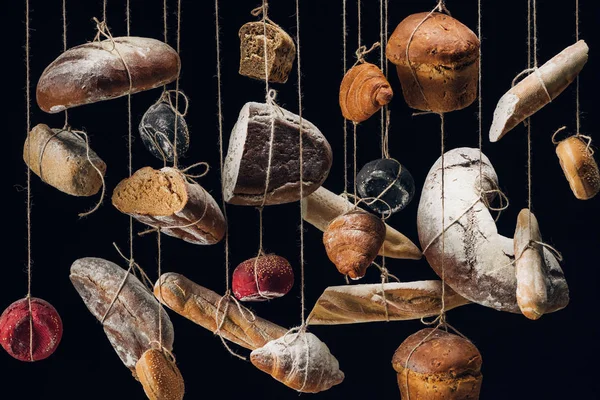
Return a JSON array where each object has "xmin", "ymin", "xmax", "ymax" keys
[
  {"xmin": 70, "ymin": 257, "xmax": 174, "ymax": 378},
  {"xmin": 417, "ymin": 148, "xmax": 569, "ymax": 314},
  {"xmin": 112, "ymin": 167, "xmax": 226, "ymax": 245},
  {"xmin": 392, "ymin": 328, "xmax": 482, "ymax": 400},
  {"xmin": 386, "ymin": 12, "xmax": 479, "ymax": 113},
  {"xmin": 37, "ymin": 37, "xmax": 180, "ymax": 113},
  {"xmin": 223, "ymin": 102, "xmax": 332, "ymax": 205}
]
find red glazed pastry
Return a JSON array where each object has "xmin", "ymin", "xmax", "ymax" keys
[
  {"xmin": 232, "ymin": 255, "xmax": 294, "ymax": 302},
  {"xmin": 0, "ymin": 297, "xmax": 63, "ymax": 362}
]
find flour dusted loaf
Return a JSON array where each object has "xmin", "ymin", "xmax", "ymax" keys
[
  {"xmin": 155, "ymin": 273, "xmax": 287, "ymax": 350},
  {"xmin": 239, "ymin": 22, "xmax": 296, "ymax": 83},
  {"xmin": 308, "ymin": 281, "xmax": 470, "ymax": 325},
  {"xmin": 386, "ymin": 12, "xmax": 479, "ymax": 113},
  {"xmin": 70, "ymin": 257, "xmax": 174, "ymax": 377},
  {"xmin": 24, "ymin": 123, "xmax": 106, "ymax": 196},
  {"xmin": 112, "ymin": 167, "xmax": 226, "ymax": 245},
  {"xmin": 417, "ymin": 148, "xmax": 569, "ymax": 314},
  {"xmin": 392, "ymin": 328, "xmax": 482, "ymax": 400},
  {"xmin": 37, "ymin": 37, "xmax": 180, "ymax": 113},
  {"xmin": 250, "ymin": 332, "xmax": 344, "ymax": 393},
  {"xmin": 223, "ymin": 102, "xmax": 332, "ymax": 205}
]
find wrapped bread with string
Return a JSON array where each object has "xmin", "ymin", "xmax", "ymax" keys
[
  {"xmin": 392, "ymin": 328, "xmax": 483, "ymax": 400},
  {"xmin": 70, "ymin": 257, "xmax": 175, "ymax": 378},
  {"xmin": 24, "ymin": 123, "xmax": 106, "ymax": 197},
  {"xmin": 37, "ymin": 21, "xmax": 180, "ymax": 113},
  {"xmin": 238, "ymin": 8, "xmax": 296, "ymax": 83},
  {"xmin": 223, "ymin": 101, "xmax": 332, "ymax": 205},
  {"xmin": 554, "ymin": 130, "xmax": 600, "ymax": 200},
  {"xmin": 417, "ymin": 148, "xmax": 569, "ymax": 315},
  {"xmin": 386, "ymin": 11, "xmax": 479, "ymax": 113},
  {"xmin": 250, "ymin": 331, "xmax": 344, "ymax": 393},
  {"xmin": 339, "ymin": 58, "xmax": 393, "ymax": 123},
  {"xmin": 302, "ymin": 186, "xmax": 422, "ymax": 260},
  {"xmin": 112, "ymin": 166, "xmax": 226, "ymax": 245},
  {"xmin": 307, "ymin": 281, "xmax": 470, "ymax": 325},
  {"xmin": 490, "ymin": 41, "xmax": 588, "ymax": 142}
]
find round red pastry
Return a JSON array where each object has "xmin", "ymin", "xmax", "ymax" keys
[
  {"xmin": 232, "ymin": 254, "xmax": 294, "ymax": 301},
  {"xmin": 0, "ymin": 297, "xmax": 63, "ymax": 362}
]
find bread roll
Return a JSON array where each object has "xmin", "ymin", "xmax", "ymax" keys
[
  {"xmin": 223, "ymin": 102, "xmax": 332, "ymax": 205},
  {"xmin": 250, "ymin": 332, "xmax": 344, "ymax": 393},
  {"xmin": 37, "ymin": 37, "xmax": 180, "ymax": 113},
  {"xmin": 386, "ymin": 12, "xmax": 479, "ymax": 113},
  {"xmin": 339, "ymin": 62, "xmax": 393, "ymax": 122},
  {"xmin": 136, "ymin": 349, "xmax": 185, "ymax": 400},
  {"xmin": 301, "ymin": 186, "xmax": 422, "ymax": 260},
  {"xmin": 70, "ymin": 257, "xmax": 174, "ymax": 377},
  {"xmin": 112, "ymin": 167, "xmax": 226, "ymax": 245},
  {"xmin": 392, "ymin": 328, "xmax": 482, "ymax": 400},
  {"xmin": 24, "ymin": 124, "xmax": 106, "ymax": 196},
  {"xmin": 238, "ymin": 22, "xmax": 296, "ymax": 83},
  {"xmin": 417, "ymin": 148, "xmax": 569, "ymax": 314},
  {"xmin": 555, "ymin": 135, "xmax": 600, "ymax": 200}
]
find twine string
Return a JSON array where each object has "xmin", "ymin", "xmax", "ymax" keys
[
  {"xmin": 213, "ymin": 290, "xmax": 256, "ymax": 360},
  {"xmin": 172, "ymin": 0, "xmax": 182, "ymax": 169},
  {"xmin": 342, "ymin": 0, "xmax": 349, "ymax": 195},
  {"xmin": 575, "ymin": 0, "xmax": 580, "ymax": 135},
  {"xmin": 62, "ymin": 0, "xmax": 68, "ymax": 127},
  {"xmin": 25, "ymin": 0, "xmax": 34, "ymax": 363}
]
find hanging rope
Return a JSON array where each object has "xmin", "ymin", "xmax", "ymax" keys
[
  {"xmin": 575, "ymin": 0, "xmax": 581, "ymax": 135},
  {"xmin": 342, "ymin": 0, "xmax": 348, "ymax": 195},
  {"xmin": 103, "ymin": 0, "xmax": 107, "ymax": 23},
  {"xmin": 296, "ymin": 0, "xmax": 306, "ymax": 329},
  {"xmin": 477, "ymin": 0, "xmax": 483, "ymax": 193},
  {"xmin": 172, "ymin": 0, "xmax": 182, "ymax": 169},
  {"xmin": 62, "ymin": 0, "xmax": 68, "ymax": 128},
  {"xmin": 24, "ymin": 0, "xmax": 34, "ymax": 363}
]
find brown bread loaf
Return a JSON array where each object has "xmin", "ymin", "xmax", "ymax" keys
[
  {"xmin": 339, "ymin": 62, "xmax": 393, "ymax": 122},
  {"xmin": 112, "ymin": 167, "xmax": 226, "ymax": 245},
  {"xmin": 154, "ymin": 273, "xmax": 287, "ymax": 350},
  {"xmin": 555, "ymin": 135, "xmax": 600, "ymax": 200},
  {"xmin": 386, "ymin": 12, "xmax": 479, "ymax": 113},
  {"xmin": 223, "ymin": 102, "xmax": 332, "ymax": 205},
  {"xmin": 392, "ymin": 328, "xmax": 482, "ymax": 400},
  {"xmin": 24, "ymin": 123, "xmax": 106, "ymax": 196},
  {"xmin": 70, "ymin": 257, "xmax": 174, "ymax": 377},
  {"xmin": 238, "ymin": 22, "xmax": 296, "ymax": 83},
  {"xmin": 136, "ymin": 349, "xmax": 185, "ymax": 400},
  {"xmin": 37, "ymin": 37, "xmax": 180, "ymax": 113}
]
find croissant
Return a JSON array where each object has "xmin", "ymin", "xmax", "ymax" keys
[
  {"xmin": 250, "ymin": 332, "xmax": 344, "ymax": 393},
  {"xmin": 555, "ymin": 135, "xmax": 600, "ymax": 200},
  {"xmin": 339, "ymin": 62, "xmax": 393, "ymax": 123},
  {"xmin": 323, "ymin": 209, "xmax": 386, "ymax": 279},
  {"xmin": 136, "ymin": 349, "xmax": 185, "ymax": 400}
]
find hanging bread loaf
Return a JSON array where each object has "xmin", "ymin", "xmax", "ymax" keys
[
  {"xmin": 514, "ymin": 209, "xmax": 547, "ymax": 320},
  {"xmin": 323, "ymin": 209, "xmax": 386, "ymax": 279},
  {"xmin": 154, "ymin": 273, "xmax": 287, "ymax": 350},
  {"xmin": 490, "ymin": 41, "xmax": 588, "ymax": 142},
  {"xmin": 70, "ymin": 257, "xmax": 174, "ymax": 377},
  {"xmin": 417, "ymin": 148, "xmax": 569, "ymax": 314},
  {"xmin": 37, "ymin": 37, "xmax": 180, "ymax": 113},
  {"xmin": 136, "ymin": 349, "xmax": 185, "ymax": 400},
  {"xmin": 24, "ymin": 123, "xmax": 106, "ymax": 197},
  {"xmin": 301, "ymin": 186, "xmax": 422, "ymax": 260},
  {"xmin": 112, "ymin": 166, "xmax": 226, "ymax": 245},
  {"xmin": 250, "ymin": 332, "xmax": 344, "ymax": 393},
  {"xmin": 392, "ymin": 328, "xmax": 483, "ymax": 400},
  {"xmin": 307, "ymin": 281, "xmax": 470, "ymax": 325},
  {"xmin": 223, "ymin": 102, "xmax": 332, "ymax": 205},
  {"xmin": 339, "ymin": 62, "xmax": 393, "ymax": 122},
  {"xmin": 239, "ymin": 21, "xmax": 296, "ymax": 83},
  {"xmin": 386, "ymin": 12, "xmax": 479, "ymax": 113},
  {"xmin": 555, "ymin": 135, "xmax": 600, "ymax": 200}
]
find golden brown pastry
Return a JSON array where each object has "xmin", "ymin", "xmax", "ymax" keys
[
  {"xmin": 339, "ymin": 62, "xmax": 393, "ymax": 122},
  {"xmin": 136, "ymin": 349, "xmax": 185, "ymax": 400},
  {"xmin": 555, "ymin": 134, "xmax": 600, "ymax": 200}
]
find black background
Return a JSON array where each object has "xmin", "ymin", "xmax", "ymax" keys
[{"xmin": 3, "ymin": 0, "xmax": 600, "ymax": 399}]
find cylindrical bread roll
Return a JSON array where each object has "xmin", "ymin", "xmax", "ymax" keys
[
  {"xmin": 392, "ymin": 328, "xmax": 483, "ymax": 400},
  {"xmin": 136, "ymin": 349, "xmax": 185, "ymax": 400},
  {"xmin": 556, "ymin": 135, "xmax": 600, "ymax": 200},
  {"xmin": 37, "ymin": 37, "xmax": 180, "ymax": 113},
  {"xmin": 24, "ymin": 123, "xmax": 106, "ymax": 196},
  {"xmin": 112, "ymin": 167, "xmax": 226, "ymax": 245},
  {"xmin": 386, "ymin": 12, "xmax": 479, "ymax": 113}
]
